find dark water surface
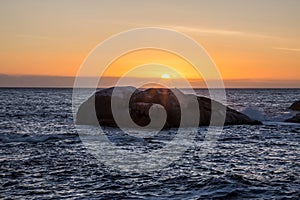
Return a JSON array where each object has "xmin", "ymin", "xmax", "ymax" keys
[{"xmin": 0, "ymin": 88, "xmax": 299, "ymax": 199}]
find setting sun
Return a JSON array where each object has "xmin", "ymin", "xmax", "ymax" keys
[{"xmin": 161, "ymin": 74, "xmax": 171, "ymax": 79}]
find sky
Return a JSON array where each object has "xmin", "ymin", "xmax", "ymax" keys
[{"xmin": 0, "ymin": 0, "xmax": 299, "ymax": 88}]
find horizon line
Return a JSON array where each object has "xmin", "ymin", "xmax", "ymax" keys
[
  {"xmin": 1, "ymin": 74, "xmax": 300, "ymax": 81},
  {"xmin": 1, "ymin": 87, "xmax": 300, "ymax": 90},
  {"xmin": 1, "ymin": 74, "xmax": 300, "ymax": 88}
]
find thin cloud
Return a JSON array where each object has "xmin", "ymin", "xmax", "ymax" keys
[
  {"xmin": 168, "ymin": 26, "xmax": 244, "ymax": 36},
  {"xmin": 274, "ymin": 47, "xmax": 300, "ymax": 52},
  {"xmin": 167, "ymin": 25, "xmax": 285, "ymax": 41}
]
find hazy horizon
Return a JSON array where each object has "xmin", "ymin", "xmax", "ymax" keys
[{"xmin": 1, "ymin": 74, "xmax": 300, "ymax": 88}]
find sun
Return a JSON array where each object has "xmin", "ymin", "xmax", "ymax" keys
[{"xmin": 161, "ymin": 73, "xmax": 171, "ymax": 79}]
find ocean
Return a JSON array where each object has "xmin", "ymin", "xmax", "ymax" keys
[{"xmin": 0, "ymin": 88, "xmax": 299, "ymax": 199}]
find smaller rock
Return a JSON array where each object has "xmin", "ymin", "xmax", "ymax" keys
[
  {"xmin": 285, "ymin": 114, "xmax": 300, "ymax": 124},
  {"xmin": 289, "ymin": 101, "xmax": 300, "ymax": 111}
]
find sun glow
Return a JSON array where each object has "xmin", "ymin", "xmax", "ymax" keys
[{"xmin": 161, "ymin": 74, "xmax": 171, "ymax": 79}]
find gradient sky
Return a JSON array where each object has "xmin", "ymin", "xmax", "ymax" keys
[{"xmin": 0, "ymin": 0, "xmax": 299, "ymax": 87}]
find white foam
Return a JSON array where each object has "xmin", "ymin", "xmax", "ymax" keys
[{"xmin": 241, "ymin": 105, "xmax": 265, "ymax": 121}]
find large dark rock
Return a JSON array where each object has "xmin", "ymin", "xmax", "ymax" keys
[
  {"xmin": 285, "ymin": 114, "xmax": 300, "ymax": 124},
  {"xmin": 289, "ymin": 101, "xmax": 300, "ymax": 111},
  {"xmin": 76, "ymin": 87, "xmax": 262, "ymax": 128}
]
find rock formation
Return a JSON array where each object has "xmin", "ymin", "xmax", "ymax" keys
[
  {"xmin": 285, "ymin": 114, "xmax": 300, "ymax": 124},
  {"xmin": 289, "ymin": 101, "xmax": 300, "ymax": 111},
  {"xmin": 283, "ymin": 101, "xmax": 300, "ymax": 123},
  {"xmin": 76, "ymin": 87, "xmax": 262, "ymax": 128}
]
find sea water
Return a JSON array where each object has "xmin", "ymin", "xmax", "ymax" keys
[{"xmin": 0, "ymin": 88, "xmax": 299, "ymax": 199}]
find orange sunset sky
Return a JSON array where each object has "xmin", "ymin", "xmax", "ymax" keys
[{"xmin": 0, "ymin": 0, "xmax": 299, "ymax": 87}]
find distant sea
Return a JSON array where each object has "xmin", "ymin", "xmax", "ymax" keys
[{"xmin": 1, "ymin": 88, "xmax": 299, "ymax": 199}]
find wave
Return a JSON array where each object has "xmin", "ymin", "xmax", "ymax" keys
[
  {"xmin": 241, "ymin": 105, "xmax": 265, "ymax": 121},
  {"xmin": 0, "ymin": 133, "xmax": 80, "ymax": 144},
  {"xmin": 241, "ymin": 105, "xmax": 299, "ymax": 124}
]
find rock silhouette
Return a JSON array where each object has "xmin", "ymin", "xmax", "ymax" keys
[
  {"xmin": 76, "ymin": 87, "xmax": 262, "ymax": 128},
  {"xmin": 285, "ymin": 114, "xmax": 300, "ymax": 124},
  {"xmin": 289, "ymin": 101, "xmax": 300, "ymax": 111},
  {"xmin": 283, "ymin": 101, "xmax": 300, "ymax": 124}
]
